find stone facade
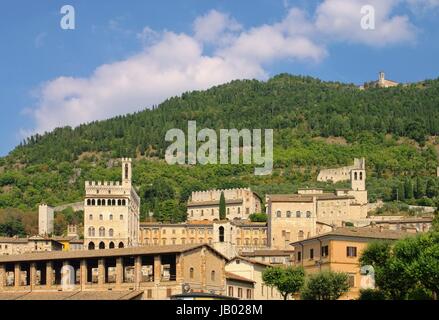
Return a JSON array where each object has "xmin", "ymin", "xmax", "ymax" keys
[
  {"xmin": 0, "ymin": 236, "xmax": 63, "ymax": 256},
  {"xmin": 84, "ymin": 158, "xmax": 140, "ymax": 250},
  {"xmin": 187, "ymin": 188, "xmax": 262, "ymax": 221},
  {"xmin": 317, "ymin": 158, "xmax": 365, "ymax": 183},
  {"xmin": 38, "ymin": 204, "xmax": 54, "ymax": 236},
  {"xmin": 139, "ymin": 220, "xmax": 268, "ymax": 259}
]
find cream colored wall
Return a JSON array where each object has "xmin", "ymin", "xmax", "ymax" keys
[
  {"xmin": 268, "ymin": 201, "xmax": 316, "ymax": 249},
  {"xmin": 226, "ymin": 279, "xmax": 254, "ymax": 300},
  {"xmin": 225, "ymin": 260, "xmax": 283, "ymax": 300}
]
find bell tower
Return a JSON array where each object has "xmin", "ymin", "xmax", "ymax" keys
[
  {"xmin": 351, "ymin": 168, "xmax": 366, "ymax": 191},
  {"xmin": 122, "ymin": 158, "xmax": 132, "ymax": 187}
]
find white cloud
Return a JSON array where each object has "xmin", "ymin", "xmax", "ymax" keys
[
  {"xmin": 25, "ymin": 4, "xmax": 420, "ymax": 135},
  {"xmin": 315, "ymin": 0, "xmax": 416, "ymax": 46}
]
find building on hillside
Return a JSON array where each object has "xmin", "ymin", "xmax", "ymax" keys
[
  {"xmin": 187, "ymin": 188, "xmax": 262, "ymax": 221},
  {"xmin": 139, "ymin": 220, "xmax": 268, "ymax": 259},
  {"xmin": 0, "ymin": 244, "xmax": 227, "ymax": 299},
  {"xmin": 363, "ymin": 217, "xmax": 433, "ymax": 233},
  {"xmin": 225, "ymin": 272, "xmax": 255, "ymax": 300},
  {"xmin": 290, "ymin": 227, "xmax": 413, "ymax": 300},
  {"xmin": 225, "ymin": 256, "xmax": 283, "ymax": 300},
  {"xmin": 38, "ymin": 204, "xmax": 54, "ymax": 236},
  {"xmin": 0, "ymin": 236, "xmax": 63, "ymax": 256},
  {"xmin": 317, "ymin": 158, "xmax": 365, "ymax": 183},
  {"xmin": 363, "ymin": 71, "xmax": 400, "ymax": 89},
  {"xmin": 84, "ymin": 158, "xmax": 140, "ymax": 250},
  {"xmin": 266, "ymin": 159, "xmax": 368, "ymax": 249}
]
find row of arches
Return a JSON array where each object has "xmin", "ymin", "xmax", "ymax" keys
[
  {"xmin": 86, "ymin": 199, "xmax": 127, "ymax": 206},
  {"xmin": 88, "ymin": 227, "xmax": 114, "ymax": 237},
  {"xmin": 88, "ymin": 241, "xmax": 124, "ymax": 250}
]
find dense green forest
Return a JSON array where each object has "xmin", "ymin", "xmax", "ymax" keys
[{"xmin": 1, "ymin": 74, "xmax": 439, "ymax": 233}]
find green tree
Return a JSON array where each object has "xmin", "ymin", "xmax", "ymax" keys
[
  {"xmin": 262, "ymin": 266, "xmax": 305, "ymax": 300},
  {"xmin": 301, "ymin": 271, "xmax": 350, "ymax": 300},
  {"xmin": 249, "ymin": 213, "xmax": 268, "ymax": 222},
  {"xmin": 219, "ymin": 192, "xmax": 226, "ymax": 220},
  {"xmin": 404, "ymin": 178, "xmax": 414, "ymax": 199},
  {"xmin": 0, "ymin": 216, "xmax": 26, "ymax": 237}
]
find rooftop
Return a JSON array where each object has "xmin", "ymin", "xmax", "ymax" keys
[
  {"xmin": 225, "ymin": 271, "xmax": 255, "ymax": 283},
  {"xmin": 0, "ymin": 244, "xmax": 227, "ymax": 263}
]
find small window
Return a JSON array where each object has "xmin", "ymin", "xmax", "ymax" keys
[
  {"xmin": 306, "ymin": 211, "xmax": 312, "ymax": 218},
  {"xmin": 109, "ymin": 214, "xmax": 113, "ymax": 220},
  {"xmin": 348, "ymin": 274, "xmax": 355, "ymax": 287},
  {"xmin": 286, "ymin": 211, "xmax": 291, "ymax": 218},
  {"xmin": 89, "ymin": 214, "xmax": 93, "ymax": 220},
  {"xmin": 120, "ymin": 215, "xmax": 123, "ymax": 220},
  {"xmin": 238, "ymin": 288, "xmax": 243, "ymax": 298},
  {"xmin": 276, "ymin": 210, "xmax": 281, "ymax": 218},
  {"xmin": 347, "ymin": 246, "xmax": 357, "ymax": 257},
  {"xmin": 99, "ymin": 214, "xmax": 103, "ymax": 221},
  {"xmin": 310, "ymin": 248, "xmax": 314, "ymax": 260},
  {"xmin": 211, "ymin": 271, "xmax": 216, "ymax": 281},
  {"xmin": 246, "ymin": 289, "xmax": 252, "ymax": 299},
  {"xmin": 297, "ymin": 251, "xmax": 302, "ymax": 262},
  {"xmin": 296, "ymin": 211, "xmax": 301, "ymax": 218},
  {"xmin": 321, "ymin": 245, "xmax": 329, "ymax": 257},
  {"xmin": 228, "ymin": 286, "xmax": 234, "ymax": 297},
  {"xmin": 189, "ymin": 267, "xmax": 194, "ymax": 279}
]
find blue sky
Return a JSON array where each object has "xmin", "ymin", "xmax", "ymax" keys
[{"xmin": 1, "ymin": 0, "xmax": 439, "ymax": 156}]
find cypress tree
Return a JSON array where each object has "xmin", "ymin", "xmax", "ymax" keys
[{"xmin": 219, "ymin": 192, "xmax": 226, "ymax": 220}]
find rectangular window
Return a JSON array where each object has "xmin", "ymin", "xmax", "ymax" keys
[
  {"xmin": 321, "ymin": 245, "xmax": 329, "ymax": 257},
  {"xmin": 297, "ymin": 251, "xmax": 302, "ymax": 262},
  {"xmin": 246, "ymin": 289, "xmax": 252, "ymax": 299},
  {"xmin": 228, "ymin": 286, "xmax": 234, "ymax": 297},
  {"xmin": 238, "ymin": 288, "xmax": 242, "ymax": 298},
  {"xmin": 147, "ymin": 289, "xmax": 152, "ymax": 299},
  {"xmin": 347, "ymin": 246, "xmax": 357, "ymax": 257},
  {"xmin": 310, "ymin": 248, "xmax": 314, "ymax": 260},
  {"xmin": 348, "ymin": 274, "xmax": 355, "ymax": 287}
]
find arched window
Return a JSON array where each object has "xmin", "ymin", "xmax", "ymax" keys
[
  {"xmin": 99, "ymin": 227, "xmax": 105, "ymax": 237},
  {"xmin": 112, "ymin": 199, "xmax": 116, "ymax": 206},
  {"xmin": 286, "ymin": 211, "xmax": 291, "ymax": 218},
  {"xmin": 190, "ymin": 267, "xmax": 194, "ymax": 279},
  {"xmin": 125, "ymin": 164, "xmax": 129, "ymax": 179},
  {"xmin": 102, "ymin": 199, "xmax": 106, "ymax": 206},
  {"xmin": 109, "ymin": 214, "xmax": 113, "ymax": 221},
  {"xmin": 360, "ymin": 172, "xmax": 363, "ymax": 180},
  {"xmin": 118, "ymin": 242, "xmax": 124, "ymax": 248},
  {"xmin": 99, "ymin": 241, "xmax": 105, "ymax": 249},
  {"xmin": 354, "ymin": 172, "xmax": 358, "ymax": 180},
  {"xmin": 219, "ymin": 226, "xmax": 225, "ymax": 243},
  {"xmin": 118, "ymin": 199, "xmax": 122, "ymax": 206},
  {"xmin": 296, "ymin": 211, "xmax": 301, "ymax": 218},
  {"xmin": 227, "ymin": 208, "xmax": 230, "ymax": 215},
  {"xmin": 122, "ymin": 199, "xmax": 126, "ymax": 206},
  {"xmin": 88, "ymin": 242, "xmax": 95, "ymax": 250},
  {"xmin": 238, "ymin": 207, "xmax": 240, "ymax": 214},
  {"xmin": 88, "ymin": 227, "xmax": 95, "ymax": 237},
  {"xmin": 276, "ymin": 210, "xmax": 281, "ymax": 218},
  {"xmin": 298, "ymin": 230, "xmax": 304, "ymax": 239},
  {"xmin": 211, "ymin": 270, "xmax": 216, "ymax": 281},
  {"xmin": 109, "ymin": 242, "xmax": 115, "ymax": 249},
  {"xmin": 92, "ymin": 199, "xmax": 96, "ymax": 206},
  {"xmin": 87, "ymin": 199, "xmax": 91, "ymax": 206},
  {"xmin": 109, "ymin": 229, "xmax": 114, "ymax": 237},
  {"xmin": 99, "ymin": 214, "xmax": 103, "ymax": 221},
  {"xmin": 211, "ymin": 209, "xmax": 214, "ymax": 216},
  {"xmin": 89, "ymin": 214, "xmax": 93, "ymax": 220},
  {"xmin": 120, "ymin": 214, "xmax": 124, "ymax": 220},
  {"xmin": 201, "ymin": 210, "xmax": 204, "ymax": 216},
  {"xmin": 97, "ymin": 199, "xmax": 101, "ymax": 206},
  {"xmin": 306, "ymin": 211, "xmax": 312, "ymax": 218}
]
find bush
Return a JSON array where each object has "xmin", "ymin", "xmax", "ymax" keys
[
  {"xmin": 249, "ymin": 213, "xmax": 268, "ymax": 222},
  {"xmin": 358, "ymin": 289, "xmax": 386, "ymax": 300}
]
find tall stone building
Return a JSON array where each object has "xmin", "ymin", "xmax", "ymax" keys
[
  {"xmin": 187, "ymin": 188, "xmax": 262, "ymax": 221},
  {"xmin": 267, "ymin": 159, "xmax": 368, "ymax": 249},
  {"xmin": 38, "ymin": 204, "xmax": 54, "ymax": 236},
  {"xmin": 84, "ymin": 158, "xmax": 140, "ymax": 250}
]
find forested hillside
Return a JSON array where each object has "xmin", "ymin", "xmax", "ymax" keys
[{"xmin": 1, "ymin": 74, "xmax": 439, "ymax": 233}]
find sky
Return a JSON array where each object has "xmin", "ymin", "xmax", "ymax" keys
[{"xmin": 1, "ymin": 0, "xmax": 439, "ymax": 156}]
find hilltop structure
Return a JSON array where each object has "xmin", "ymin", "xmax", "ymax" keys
[
  {"xmin": 84, "ymin": 158, "xmax": 140, "ymax": 250},
  {"xmin": 362, "ymin": 71, "xmax": 399, "ymax": 89}
]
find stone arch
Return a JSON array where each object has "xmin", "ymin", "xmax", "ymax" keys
[
  {"xmin": 219, "ymin": 226, "xmax": 225, "ymax": 243},
  {"xmin": 118, "ymin": 242, "xmax": 124, "ymax": 248},
  {"xmin": 109, "ymin": 242, "xmax": 115, "ymax": 249},
  {"xmin": 88, "ymin": 242, "xmax": 95, "ymax": 250},
  {"xmin": 99, "ymin": 241, "xmax": 105, "ymax": 250}
]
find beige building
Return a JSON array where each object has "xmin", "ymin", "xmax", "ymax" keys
[
  {"xmin": 139, "ymin": 220, "xmax": 268, "ymax": 259},
  {"xmin": 267, "ymin": 159, "xmax": 368, "ymax": 249},
  {"xmin": 363, "ymin": 71, "xmax": 399, "ymax": 89},
  {"xmin": 318, "ymin": 158, "xmax": 365, "ymax": 183},
  {"xmin": 84, "ymin": 158, "xmax": 140, "ymax": 250},
  {"xmin": 0, "ymin": 236, "xmax": 63, "ymax": 256},
  {"xmin": 240, "ymin": 249, "xmax": 294, "ymax": 266},
  {"xmin": 291, "ymin": 227, "xmax": 412, "ymax": 299},
  {"xmin": 225, "ymin": 271, "xmax": 255, "ymax": 300},
  {"xmin": 225, "ymin": 256, "xmax": 283, "ymax": 300},
  {"xmin": 187, "ymin": 188, "xmax": 262, "ymax": 221},
  {"xmin": 0, "ymin": 244, "xmax": 228, "ymax": 300}
]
